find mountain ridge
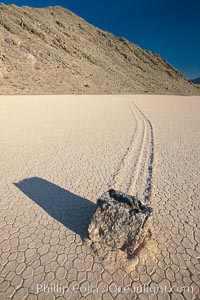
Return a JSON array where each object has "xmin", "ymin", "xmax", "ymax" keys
[
  {"xmin": 191, "ymin": 77, "xmax": 200, "ymax": 84},
  {"xmin": 0, "ymin": 4, "xmax": 199, "ymax": 94}
]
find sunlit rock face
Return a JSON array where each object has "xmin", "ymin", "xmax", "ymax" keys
[{"xmin": 88, "ymin": 189, "xmax": 153, "ymax": 256}]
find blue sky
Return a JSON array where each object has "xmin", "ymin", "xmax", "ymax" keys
[{"xmin": 2, "ymin": 0, "xmax": 200, "ymax": 79}]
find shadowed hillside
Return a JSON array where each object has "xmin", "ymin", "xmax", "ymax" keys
[{"xmin": 0, "ymin": 4, "xmax": 199, "ymax": 94}]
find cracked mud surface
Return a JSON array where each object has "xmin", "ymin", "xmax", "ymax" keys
[{"xmin": 0, "ymin": 95, "xmax": 200, "ymax": 299}]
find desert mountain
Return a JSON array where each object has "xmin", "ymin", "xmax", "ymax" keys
[
  {"xmin": 0, "ymin": 4, "xmax": 199, "ymax": 94},
  {"xmin": 191, "ymin": 77, "xmax": 200, "ymax": 84}
]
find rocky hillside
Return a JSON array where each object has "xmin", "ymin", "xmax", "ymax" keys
[{"xmin": 0, "ymin": 4, "xmax": 199, "ymax": 94}]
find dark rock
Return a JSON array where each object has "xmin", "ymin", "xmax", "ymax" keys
[{"xmin": 88, "ymin": 189, "xmax": 153, "ymax": 256}]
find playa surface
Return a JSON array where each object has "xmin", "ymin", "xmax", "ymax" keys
[{"xmin": 0, "ymin": 95, "xmax": 199, "ymax": 299}]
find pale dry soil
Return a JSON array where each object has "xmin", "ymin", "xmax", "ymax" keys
[{"xmin": 0, "ymin": 95, "xmax": 199, "ymax": 300}]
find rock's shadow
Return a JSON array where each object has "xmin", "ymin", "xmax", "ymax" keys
[{"xmin": 14, "ymin": 177, "xmax": 96, "ymax": 239}]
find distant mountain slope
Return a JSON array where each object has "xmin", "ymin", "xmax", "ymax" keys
[
  {"xmin": 0, "ymin": 4, "xmax": 199, "ymax": 94},
  {"xmin": 191, "ymin": 77, "xmax": 200, "ymax": 84}
]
